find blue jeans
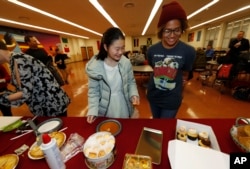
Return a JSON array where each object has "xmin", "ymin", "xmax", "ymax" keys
[{"xmin": 149, "ymin": 102, "xmax": 178, "ymax": 118}]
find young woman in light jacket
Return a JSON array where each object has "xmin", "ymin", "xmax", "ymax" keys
[{"xmin": 85, "ymin": 27, "xmax": 140, "ymax": 124}]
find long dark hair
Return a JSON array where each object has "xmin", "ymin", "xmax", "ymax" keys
[{"xmin": 96, "ymin": 27, "xmax": 125, "ymax": 60}]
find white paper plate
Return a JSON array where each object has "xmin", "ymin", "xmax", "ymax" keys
[
  {"xmin": 27, "ymin": 142, "xmax": 44, "ymax": 160},
  {"xmin": 28, "ymin": 132, "xmax": 66, "ymax": 160},
  {"xmin": 37, "ymin": 118, "xmax": 63, "ymax": 133}
]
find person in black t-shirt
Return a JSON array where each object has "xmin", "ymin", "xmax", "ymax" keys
[
  {"xmin": 54, "ymin": 48, "xmax": 69, "ymax": 84},
  {"xmin": 24, "ymin": 35, "xmax": 50, "ymax": 65}
]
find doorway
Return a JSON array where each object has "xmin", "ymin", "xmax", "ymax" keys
[
  {"xmin": 87, "ymin": 46, "xmax": 94, "ymax": 59},
  {"xmin": 81, "ymin": 47, "xmax": 88, "ymax": 60}
]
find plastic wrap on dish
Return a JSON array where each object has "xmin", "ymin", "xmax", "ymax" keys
[
  {"xmin": 123, "ymin": 153, "xmax": 152, "ymax": 169},
  {"xmin": 61, "ymin": 133, "xmax": 85, "ymax": 162}
]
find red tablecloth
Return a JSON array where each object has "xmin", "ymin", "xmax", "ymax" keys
[{"xmin": 0, "ymin": 117, "xmax": 241, "ymax": 169}]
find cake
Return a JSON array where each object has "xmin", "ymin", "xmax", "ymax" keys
[{"xmin": 187, "ymin": 128, "xmax": 198, "ymax": 141}]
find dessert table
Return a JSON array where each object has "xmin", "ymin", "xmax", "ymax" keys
[{"xmin": 0, "ymin": 117, "xmax": 242, "ymax": 169}]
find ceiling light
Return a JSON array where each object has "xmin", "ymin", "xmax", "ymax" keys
[
  {"xmin": 187, "ymin": 0, "xmax": 219, "ymax": 19},
  {"xmin": 89, "ymin": 0, "xmax": 119, "ymax": 28},
  {"xmin": 8, "ymin": 0, "xmax": 102, "ymax": 37},
  {"xmin": 190, "ymin": 5, "xmax": 250, "ymax": 29},
  {"xmin": 141, "ymin": 0, "xmax": 163, "ymax": 36},
  {"xmin": 0, "ymin": 18, "xmax": 89, "ymax": 39}
]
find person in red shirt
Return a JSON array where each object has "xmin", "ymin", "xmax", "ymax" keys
[{"xmin": 0, "ymin": 64, "xmax": 12, "ymax": 116}]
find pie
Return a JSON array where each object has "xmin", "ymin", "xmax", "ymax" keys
[
  {"xmin": 0, "ymin": 154, "xmax": 18, "ymax": 169},
  {"xmin": 235, "ymin": 125, "xmax": 250, "ymax": 151},
  {"xmin": 49, "ymin": 131, "xmax": 65, "ymax": 147},
  {"xmin": 243, "ymin": 125, "xmax": 250, "ymax": 137},
  {"xmin": 99, "ymin": 121, "xmax": 120, "ymax": 135},
  {"xmin": 29, "ymin": 131, "xmax": 65, "ymax": 159},
  {"xmin": 238, "ymin": 136, "xmax": 250, "ymax": 151}
]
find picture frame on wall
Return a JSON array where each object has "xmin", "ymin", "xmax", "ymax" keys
[
  {"xmin": 62, "ymin": 37, "xmax": 68, "ymax": 43},
  {"xmin": 197, "ymin": 31, "xmax": 201, "ymax": 41}
]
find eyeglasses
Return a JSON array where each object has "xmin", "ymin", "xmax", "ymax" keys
[{"xmin": 163, "ymin": 28, "xmax": 182, "ymax": 36}]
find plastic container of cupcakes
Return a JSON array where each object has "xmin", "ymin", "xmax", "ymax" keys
[
  {"xmin": 175, "ymin": 119, "xmax": 220, "ymax": 150},
  {"xmin": 83, "ymin": 131, "xmax": 116, "ymax": 169},
  {"xmin": 167, "ymin": 119, "xmax": 229, "ymax": 169}
]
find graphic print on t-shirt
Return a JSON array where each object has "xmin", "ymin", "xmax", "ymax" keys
[{"xmin": 154, "ymin": 57, "xmax": 178, "ymax": 91}]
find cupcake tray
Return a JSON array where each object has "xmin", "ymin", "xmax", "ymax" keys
[{"xmin": 175, "ymin": 119, "xmax": 220, "ymax": 151}]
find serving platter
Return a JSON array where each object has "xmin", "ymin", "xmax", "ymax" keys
[{"xmin": 230, "ymin": 117, "xmax": 250, "ymax": 152}]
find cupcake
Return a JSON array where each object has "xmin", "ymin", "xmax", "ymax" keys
[
  {"xmin": 187, "ymin": 128, "xmax": 198, "ymax": 141},
  {"xmin": 198, "ymin": 131, "xmax": 209, "ymax": 141},
  {"xmin": 177, "ymin": 126, "xmax": 187, "ymax": 135},
  {"xmin": 198, "ymin": 138, "xmax": 211, "ymax": 148},
  {"xmin": 177, "ymin": 133, "xmax": 187, "ymax": 142}
]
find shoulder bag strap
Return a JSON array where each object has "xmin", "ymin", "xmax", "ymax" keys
[{"xmin": 13, "ymin": 60, "xmax": 22, "ymax": 89}]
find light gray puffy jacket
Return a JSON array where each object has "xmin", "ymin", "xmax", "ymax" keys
[{"xmin": 85, "ymin": 55, "xmax": 139, "ymax": 117}]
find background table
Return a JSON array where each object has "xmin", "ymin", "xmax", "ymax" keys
[
  {"xmin": 132, "ymin": 65, "xmax": 153, "ymax": 73},
  {"xmin": 0, "ymin": 117, "xmax": 242, "ymax": 169},
  {"xmin": 133, "ymin": 65, "xmax": 153, "ymax": 86}
]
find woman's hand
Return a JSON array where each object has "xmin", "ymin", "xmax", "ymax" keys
[
  {"xmin": 87, "ymin": 115, "xmax": 96, "ymax": 124},
  {"xmin": 131, "ymin": 95, "xmax": 140, "ymax": 105}
]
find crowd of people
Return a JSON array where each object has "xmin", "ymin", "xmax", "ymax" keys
[{"xmin": 0, "ymin": 1, "xmax": 249, "ymax": 121}]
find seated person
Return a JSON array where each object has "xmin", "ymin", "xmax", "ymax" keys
[
  {"xmin": 228, "ymin": 31, "xmax": 250, "ymax": 76},
  {"xmin": 193, "ymin": 47, "xmax": 206, "ymax": 70},
  {"xmin": 205, "ymin": 45, "xmax": 214, "ymax": 61}
]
